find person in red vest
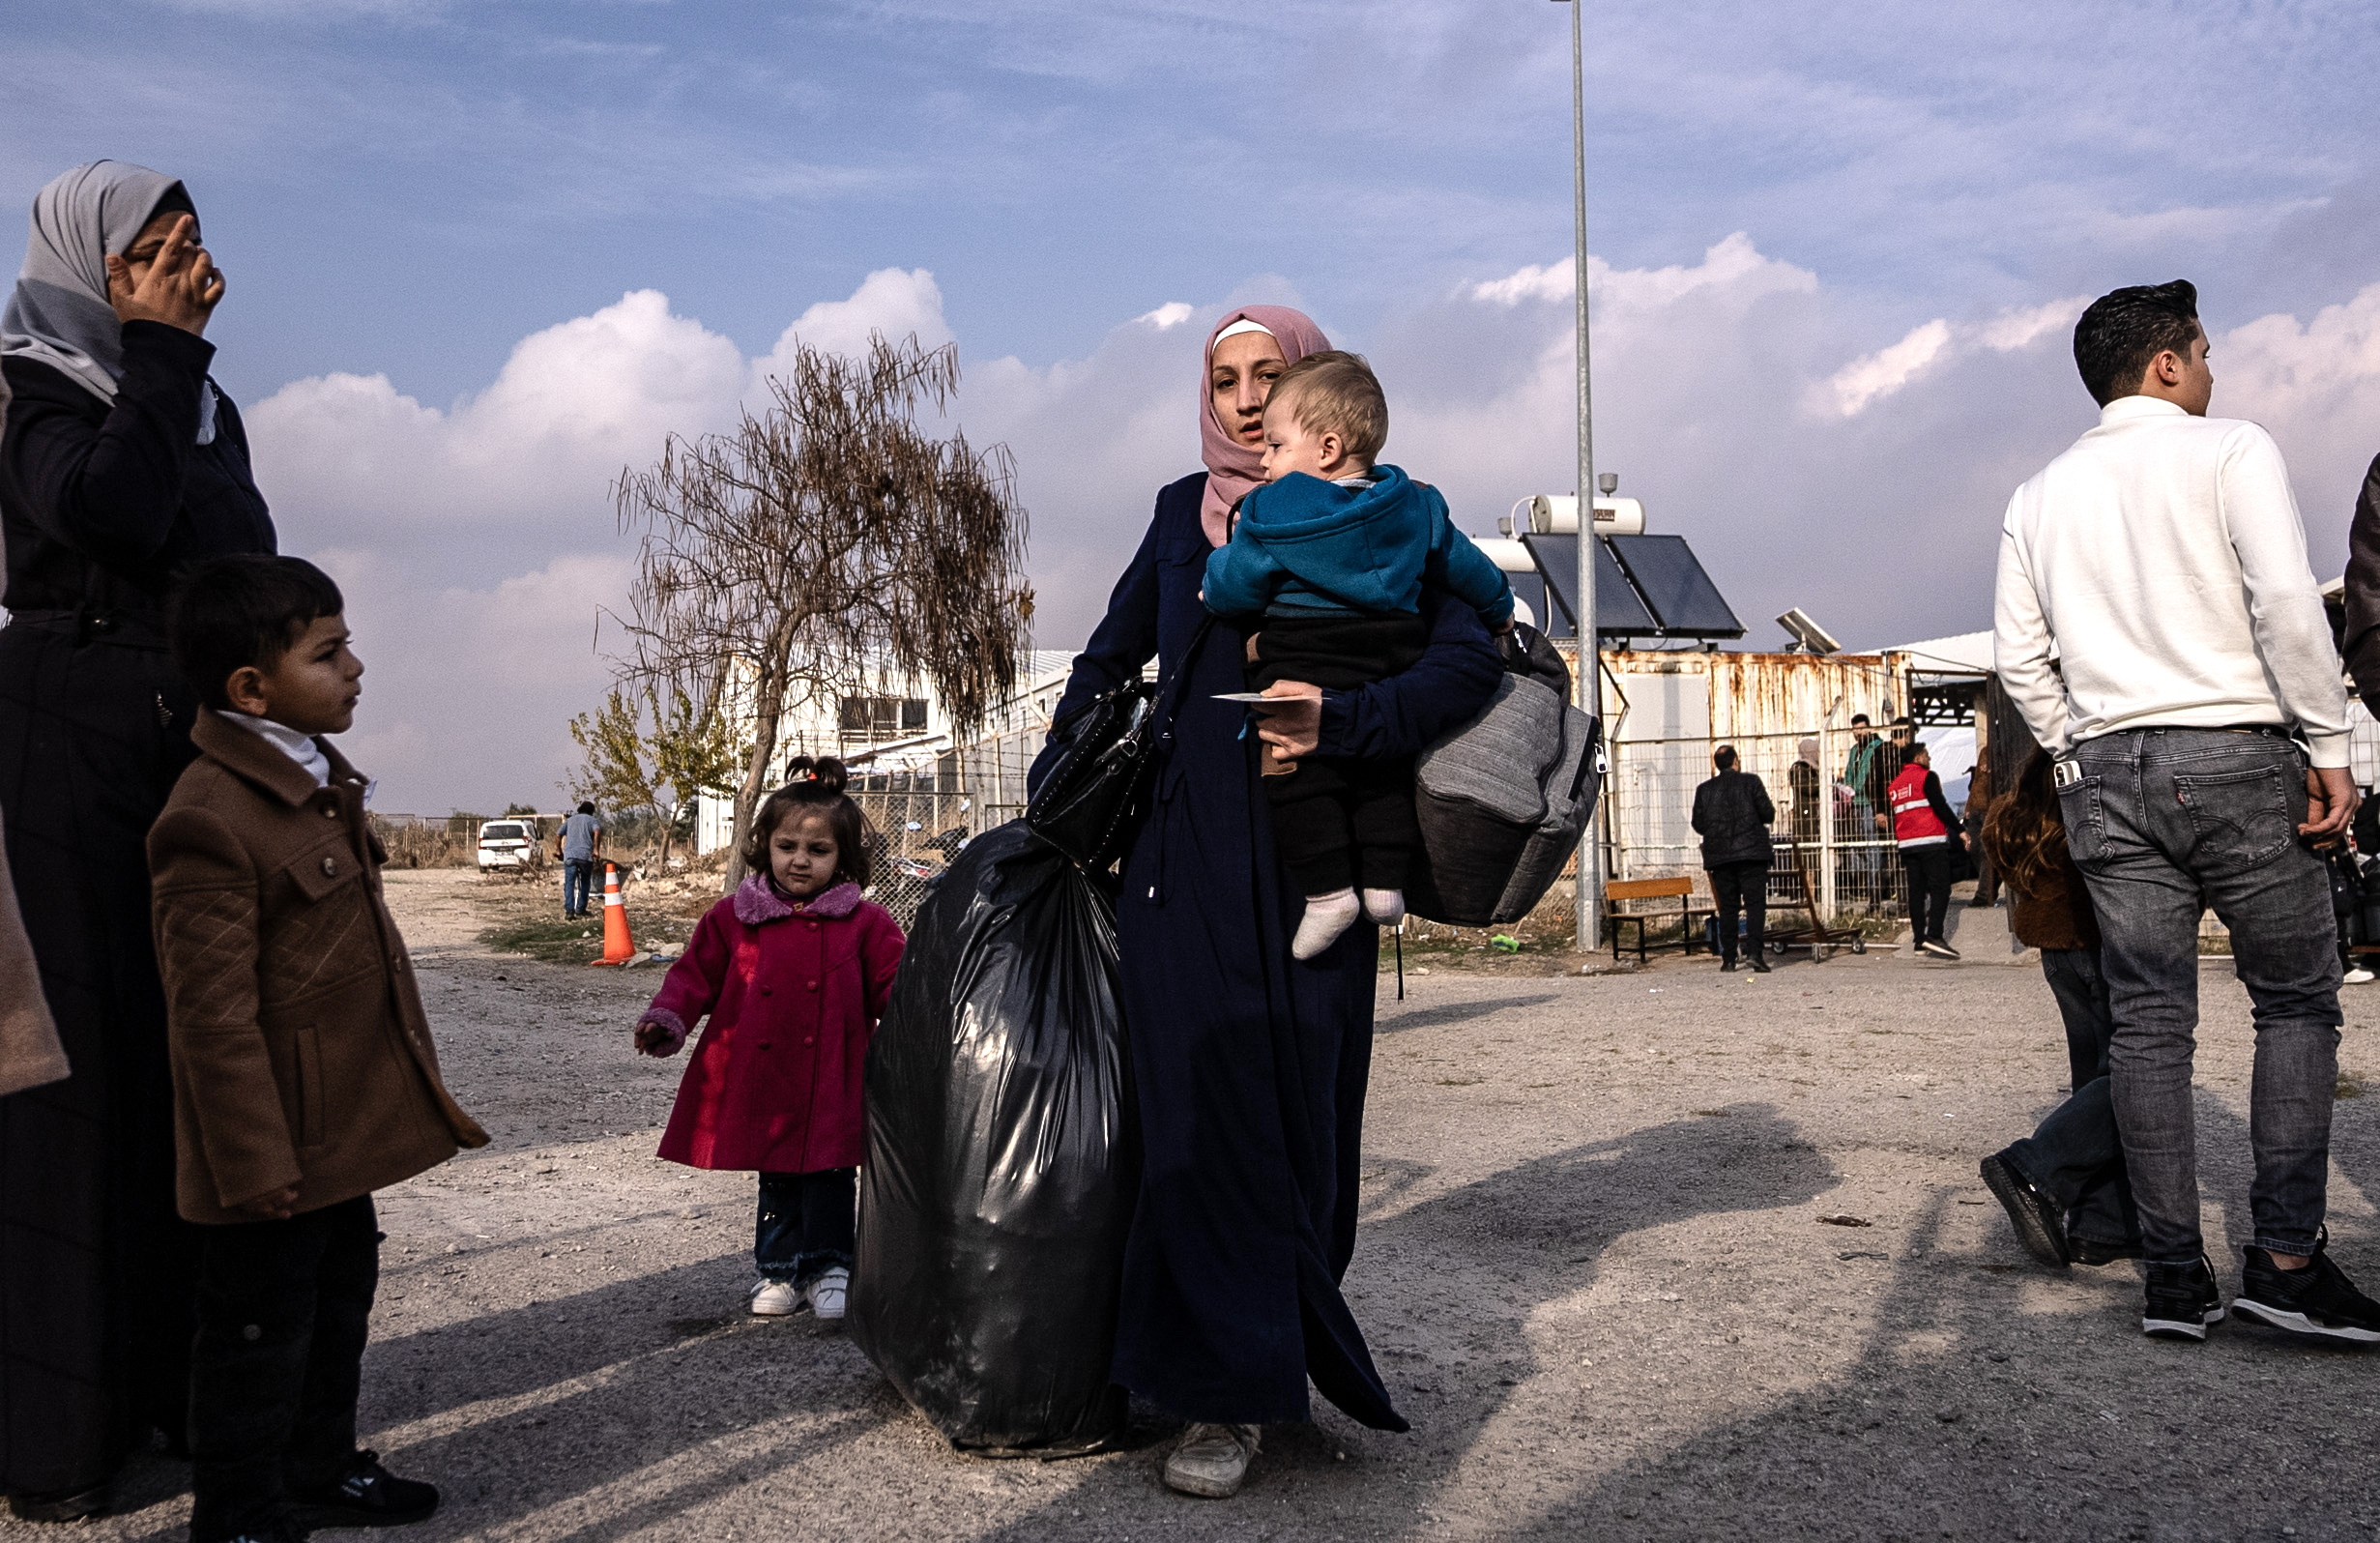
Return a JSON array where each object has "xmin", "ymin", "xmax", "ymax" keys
[{"xmin": 1891, "ymin": 742, "xmax": 1970, "ymax": 959}]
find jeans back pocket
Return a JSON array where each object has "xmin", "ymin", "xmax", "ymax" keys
[
  {"xmin": 2173, "ymin": 762, "xmax": 2296, "ymax": 874},
  {"xmin": 2055, "ymin": 775, "xmax": 2108, "ymax": 868}
]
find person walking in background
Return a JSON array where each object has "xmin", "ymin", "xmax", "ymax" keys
[
  {"xmin": 1891, "ymin": 742, "xmax": 1969, "ymax": 960},
  {"xmin": 1842, "ymin": 714, "xmax": 1888, "ymax": 907},
  {"xmin": 1692, "ymin": 744, "xmax": 1774, "ymax": 974},
  {"xmin": 1964, "ymin": 753, "xmax": 2001, "ymax": 909},
  {"xmin": 1, "ymin": 161, "xmax": 276, "ymax": 1520},
  {"xmin": 557, "ymin": 801, "xmax": 603, "ymax": 918},
  {"xmin": 1787, "ymin": 737, "xmax": 1822, "ymax": 847},
  {"xmin": 1996, "ymin": 278, "xmax": 2378, "ymax": 1344},
  {"xmin": 1977, "ymin": 750, "xmax": 2139, "ymax": 1270}
]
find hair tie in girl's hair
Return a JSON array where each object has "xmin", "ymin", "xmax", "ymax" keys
[
  {"xmin": 808, "ymin": 756, "xmax": 848, "ymax": 797},
  {"xmin": 783, "ymin": 755, "xmax": 818, "ymax": 784}
]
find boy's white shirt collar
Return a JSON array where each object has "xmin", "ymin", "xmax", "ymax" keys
[{"xmin": 223, "ymin": 712, "xmax": 331, "ymax": 788}]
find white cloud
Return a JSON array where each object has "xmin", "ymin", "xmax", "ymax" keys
[
  {"xmin": 1813, "ymin": 296, "xmax": 2087, "ymax": 417},
  {"xmin": 247, "ymin": 248, "xmax": 2380, "ymax": 811}
]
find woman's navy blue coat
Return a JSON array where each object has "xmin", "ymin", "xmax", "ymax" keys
[{"xmin": 1034, "ymin": 473, "xmax": 1502, "ymax": 1430}]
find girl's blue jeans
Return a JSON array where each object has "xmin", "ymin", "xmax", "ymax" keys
[{"xmin": 756, "ymin": 1168, "xmax": 856, "ymax": 1284}]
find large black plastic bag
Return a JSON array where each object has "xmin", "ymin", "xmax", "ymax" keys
[{"xmin": 850, "ymin": 820, "xmax": 1136, "ymax": 1456}]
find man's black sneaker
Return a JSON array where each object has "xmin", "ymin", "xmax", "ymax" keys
[
  {"xmin": 2231, "ymin": 1237, "xmax": 2380, "ymax": 1345},
  {"xmin": 287, "ymin": 1451, "xmax": 438, "ymax": 1529},
  {"xmin": 1748, "ymin": 956, "xmax": 1772, "ymax": 974},
  {"xmin": 1919, "ymin": 939, "xmax": 1961, "ymax": 960},
  {"xmin": 2072, "ymin": 1236, "xmax": 2143, "ymax": 1267},
  {"xmin": 1980, "ymin": 1151, "xmax": 2068, "ymax": 1267},
  {"xmin": 2141, "ymin": 1255, "xmax": 2224, "ymax": 1341},
  {"xmin": 1719, "ymin": 958, "xmax": 1736, "ymax": 972}
]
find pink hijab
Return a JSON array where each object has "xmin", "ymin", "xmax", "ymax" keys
[{"xmin": 1199, "ymin": 305, "xmax": 1331, "ymax": 546}]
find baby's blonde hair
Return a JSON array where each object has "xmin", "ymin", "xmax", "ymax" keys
[{"xmin": 1271, "ymin": 350, "xmax": 1387, "ymax": 464}]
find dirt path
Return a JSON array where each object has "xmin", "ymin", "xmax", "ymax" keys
[{"xmin": 18, "ymin": 868, "xmax": 2377, "ymax": 1541}]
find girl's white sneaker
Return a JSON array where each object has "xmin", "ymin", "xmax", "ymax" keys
[
  {"xmin": 749, "ymin": 1279, "xmax": 800, "ymax": 1316},
  {"xmin": 807, "ymin": 1267, "xmax": 850, "ymax": 1321}
]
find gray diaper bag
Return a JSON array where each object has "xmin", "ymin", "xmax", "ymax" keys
[{"xmin": 1406, "ymin": 626, "xmax": 1603, "ymax": 927}]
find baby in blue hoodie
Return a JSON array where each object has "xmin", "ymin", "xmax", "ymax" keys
[{"xmin": 1204, "ymin": 351, "xmax": 1514, "ymax": 958}]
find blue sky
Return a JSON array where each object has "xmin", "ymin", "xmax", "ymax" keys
[{"xmin": 9, "ymin": 1, "xmax": 2380, "ymax": 810}]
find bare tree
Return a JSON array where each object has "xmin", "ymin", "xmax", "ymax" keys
[
  {"xmin": 611, "ymin": 333, "xmax": 1031, "ymax": 887},
  {"xmin": 566, "ymin": 683, "xmax": 743, "ymax": 867}
]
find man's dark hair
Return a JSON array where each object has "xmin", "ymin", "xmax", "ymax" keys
[
  {"xmin": 166, "ymin": 554, "xmax": 344, "ymax": 711},
  {"xmin": 1850, "ymin": 713, "xmax": 1872, "ymax": 727},
  {"xmin": 1713, "ymin": 744, "xmax": 1737, "ymax": 772},
  {"xmin": 577, "ymin": 801, "xmax": 595, "ymax": 816},
  {"xmin": 2073, "ymin": 281, "xmax": 2201, "ymax": 407}
]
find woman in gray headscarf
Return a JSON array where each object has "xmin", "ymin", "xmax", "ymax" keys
[{"xmin": 0, "ymin": 160, "xmax": 273, "ymax": 1522}]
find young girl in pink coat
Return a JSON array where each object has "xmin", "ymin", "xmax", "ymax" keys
[{"xmin": 633, "ymin": 758, "xmax": 904, "ymax": 1319}]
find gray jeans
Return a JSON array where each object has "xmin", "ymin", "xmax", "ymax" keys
[{"xmin": 2061, "ymin": 729, "xmax": 2341, "ymax": 1264}]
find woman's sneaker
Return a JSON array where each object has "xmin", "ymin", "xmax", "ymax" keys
[
  {"xmin": 806, "ymin": 1267, "xmax": 850, "ymax": 1321},
  {"xmin": 2141, "ymin": 1255, "xmax": 2224, "ymax": 1340},
  {"xmin": 1163, "ymin": 1423, "xmax": 1261, "ymax": 1498},
  {"xmin": 750, "ymin": 1278, "xmax": 801, "ymax": 1316},
  {"xmin": 2231, "ymin": 1238, "xmax": 2380, "ymax": 1344}
]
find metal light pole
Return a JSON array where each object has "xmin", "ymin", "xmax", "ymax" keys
[{"xmin": 1556, "ymin": 0, "xmax": 1601, "ymax": 954}]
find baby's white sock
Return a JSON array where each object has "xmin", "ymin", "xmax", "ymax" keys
[
  {"xmin": 1360, "ymin": 888, "xmax": 1407, "ymax": 925},
  {"xmin": 1292, "ymin": 888, "xmax": 1361, "ymax": 960}
]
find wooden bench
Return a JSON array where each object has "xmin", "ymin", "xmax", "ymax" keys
[{"xmin": 1604, "ymin": 875, "xmax": 1707, "ymax": 963}]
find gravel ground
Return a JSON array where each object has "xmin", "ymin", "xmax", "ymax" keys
[{"xmin": 17, "ymin": 867, "xmax": 2379, "ymax": 1543}]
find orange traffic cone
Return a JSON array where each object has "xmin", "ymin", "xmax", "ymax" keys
[{"xmin": 590, "ymin": 861, "xmax": 637, "ymax": 966}]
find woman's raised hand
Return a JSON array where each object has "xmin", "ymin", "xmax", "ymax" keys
[{"xmin": 104, "ymin": 214, "xmax": 223, "ymax": 336}]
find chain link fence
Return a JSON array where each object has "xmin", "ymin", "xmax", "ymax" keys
[{"xmin": 1602, "ymin": 727, "xmax": 1914, "ymax": 933}]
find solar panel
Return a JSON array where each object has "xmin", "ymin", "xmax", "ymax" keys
[
  {"xmin": 1521, "ymin": 533, "xmax": 1658, "ymax": 637},
  {"xmin": 1607, "ymin": 535, "xmax": 1744, "ymax": 638}
]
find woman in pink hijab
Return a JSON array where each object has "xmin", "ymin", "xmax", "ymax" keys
[{"xmin": 1029, "ymin": 308, "xmax": 1502, "ymax": 1498}]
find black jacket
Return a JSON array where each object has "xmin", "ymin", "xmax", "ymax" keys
[
  {"xmin": 1, "ymin": 320, "xmax": 274, "ymax": 622},
  {"xmin": 1692, "ymin": 768, "xmax": 1775, "ymax": 870},
  {"xmin": 2342, "ymin": 451, "xmax": 2380, "ymax": 706}
]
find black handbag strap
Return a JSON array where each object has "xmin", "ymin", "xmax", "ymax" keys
[{"xmin": 1148, "ymin": 614, "xmax": 1220, "ymax": 741}]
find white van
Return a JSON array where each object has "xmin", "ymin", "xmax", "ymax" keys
[{"xmin": 477, "ymin": 820, "xmax": 537, "ymax": 870}]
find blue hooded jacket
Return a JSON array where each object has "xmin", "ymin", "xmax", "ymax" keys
[{"xmin": 1203, "ymin": 464, "xmax": 1514, "ymax": 626}]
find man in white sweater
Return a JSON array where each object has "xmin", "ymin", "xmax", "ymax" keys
[{"xmin": 1993, "ymin": 279, "xmax": 2377, "ymax": 1347}]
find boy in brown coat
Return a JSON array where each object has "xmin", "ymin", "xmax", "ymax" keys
[{"xmin": 152, "ymin": 555, "xmax": 485, "ymax": 1543}]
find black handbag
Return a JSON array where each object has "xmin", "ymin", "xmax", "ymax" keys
[{"xmin": 1027, "ymin": 618, "xmax": 1216, "ymax": 871}]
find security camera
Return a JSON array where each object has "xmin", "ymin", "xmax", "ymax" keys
[{"xmin": 1776, "ymin": 607, "xmax": 1840, "ymax": 655}]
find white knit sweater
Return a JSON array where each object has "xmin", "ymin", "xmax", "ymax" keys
[{"xmin": 1993, "ymin": 395, "xmax": 2349, "ymax": 769}]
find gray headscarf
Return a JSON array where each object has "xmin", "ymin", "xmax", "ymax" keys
[{"xmin": 1, "ymin": 160, "xmax": 216, "ymax": 443}]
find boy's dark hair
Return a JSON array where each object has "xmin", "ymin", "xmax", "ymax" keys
[
  {"xmin": 1271, "ymin": 350, "xmax": 1388, "ymax": 464},
  {"xmin": 740, "ymin": 756, "xmax": 871, "ymax": 889},
  {"xmin": 166, "ymin": 554, "xmax": 345, "ymax": 711},
  {"xmin": 2073, "ymin": 281, "xmax": 2201, "ymax": 406},
  {"xmin": 1850, "ymin": 713, "xmax": 1872, "ymax": 727},
  {"xmin": 1713, "ymin": 744, "xmax": 1737, "ymax": 771},
  {"xmin": 577, "ymin": 801, "xmax": 595, "ymax": 816}
]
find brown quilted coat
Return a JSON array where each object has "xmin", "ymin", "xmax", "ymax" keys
[{"xmin": 149, "ymin": 710, "xmax": 486, "ymax": 1223}]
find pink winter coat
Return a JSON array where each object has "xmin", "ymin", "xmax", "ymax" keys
[{"xmin": 639, "ymin": 877, "xmax": 904, "ymax": 1173}]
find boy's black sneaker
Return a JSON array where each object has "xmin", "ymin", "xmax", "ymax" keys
[
  {"xmin": 1980, "ymin": 1151, "xmax": 2068, "ymax": 1267},
  {"xmin": 287, "ymin": 1451, "xmax": 438, "ymax": 1529},
  {"xmin": 2141, "ymin": 1254, "xmax": 2223, "ymax": 1341},
  {"xmin": 2231, "ymin": 1237, "xmax": 2380, "ymax": 1345}
]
